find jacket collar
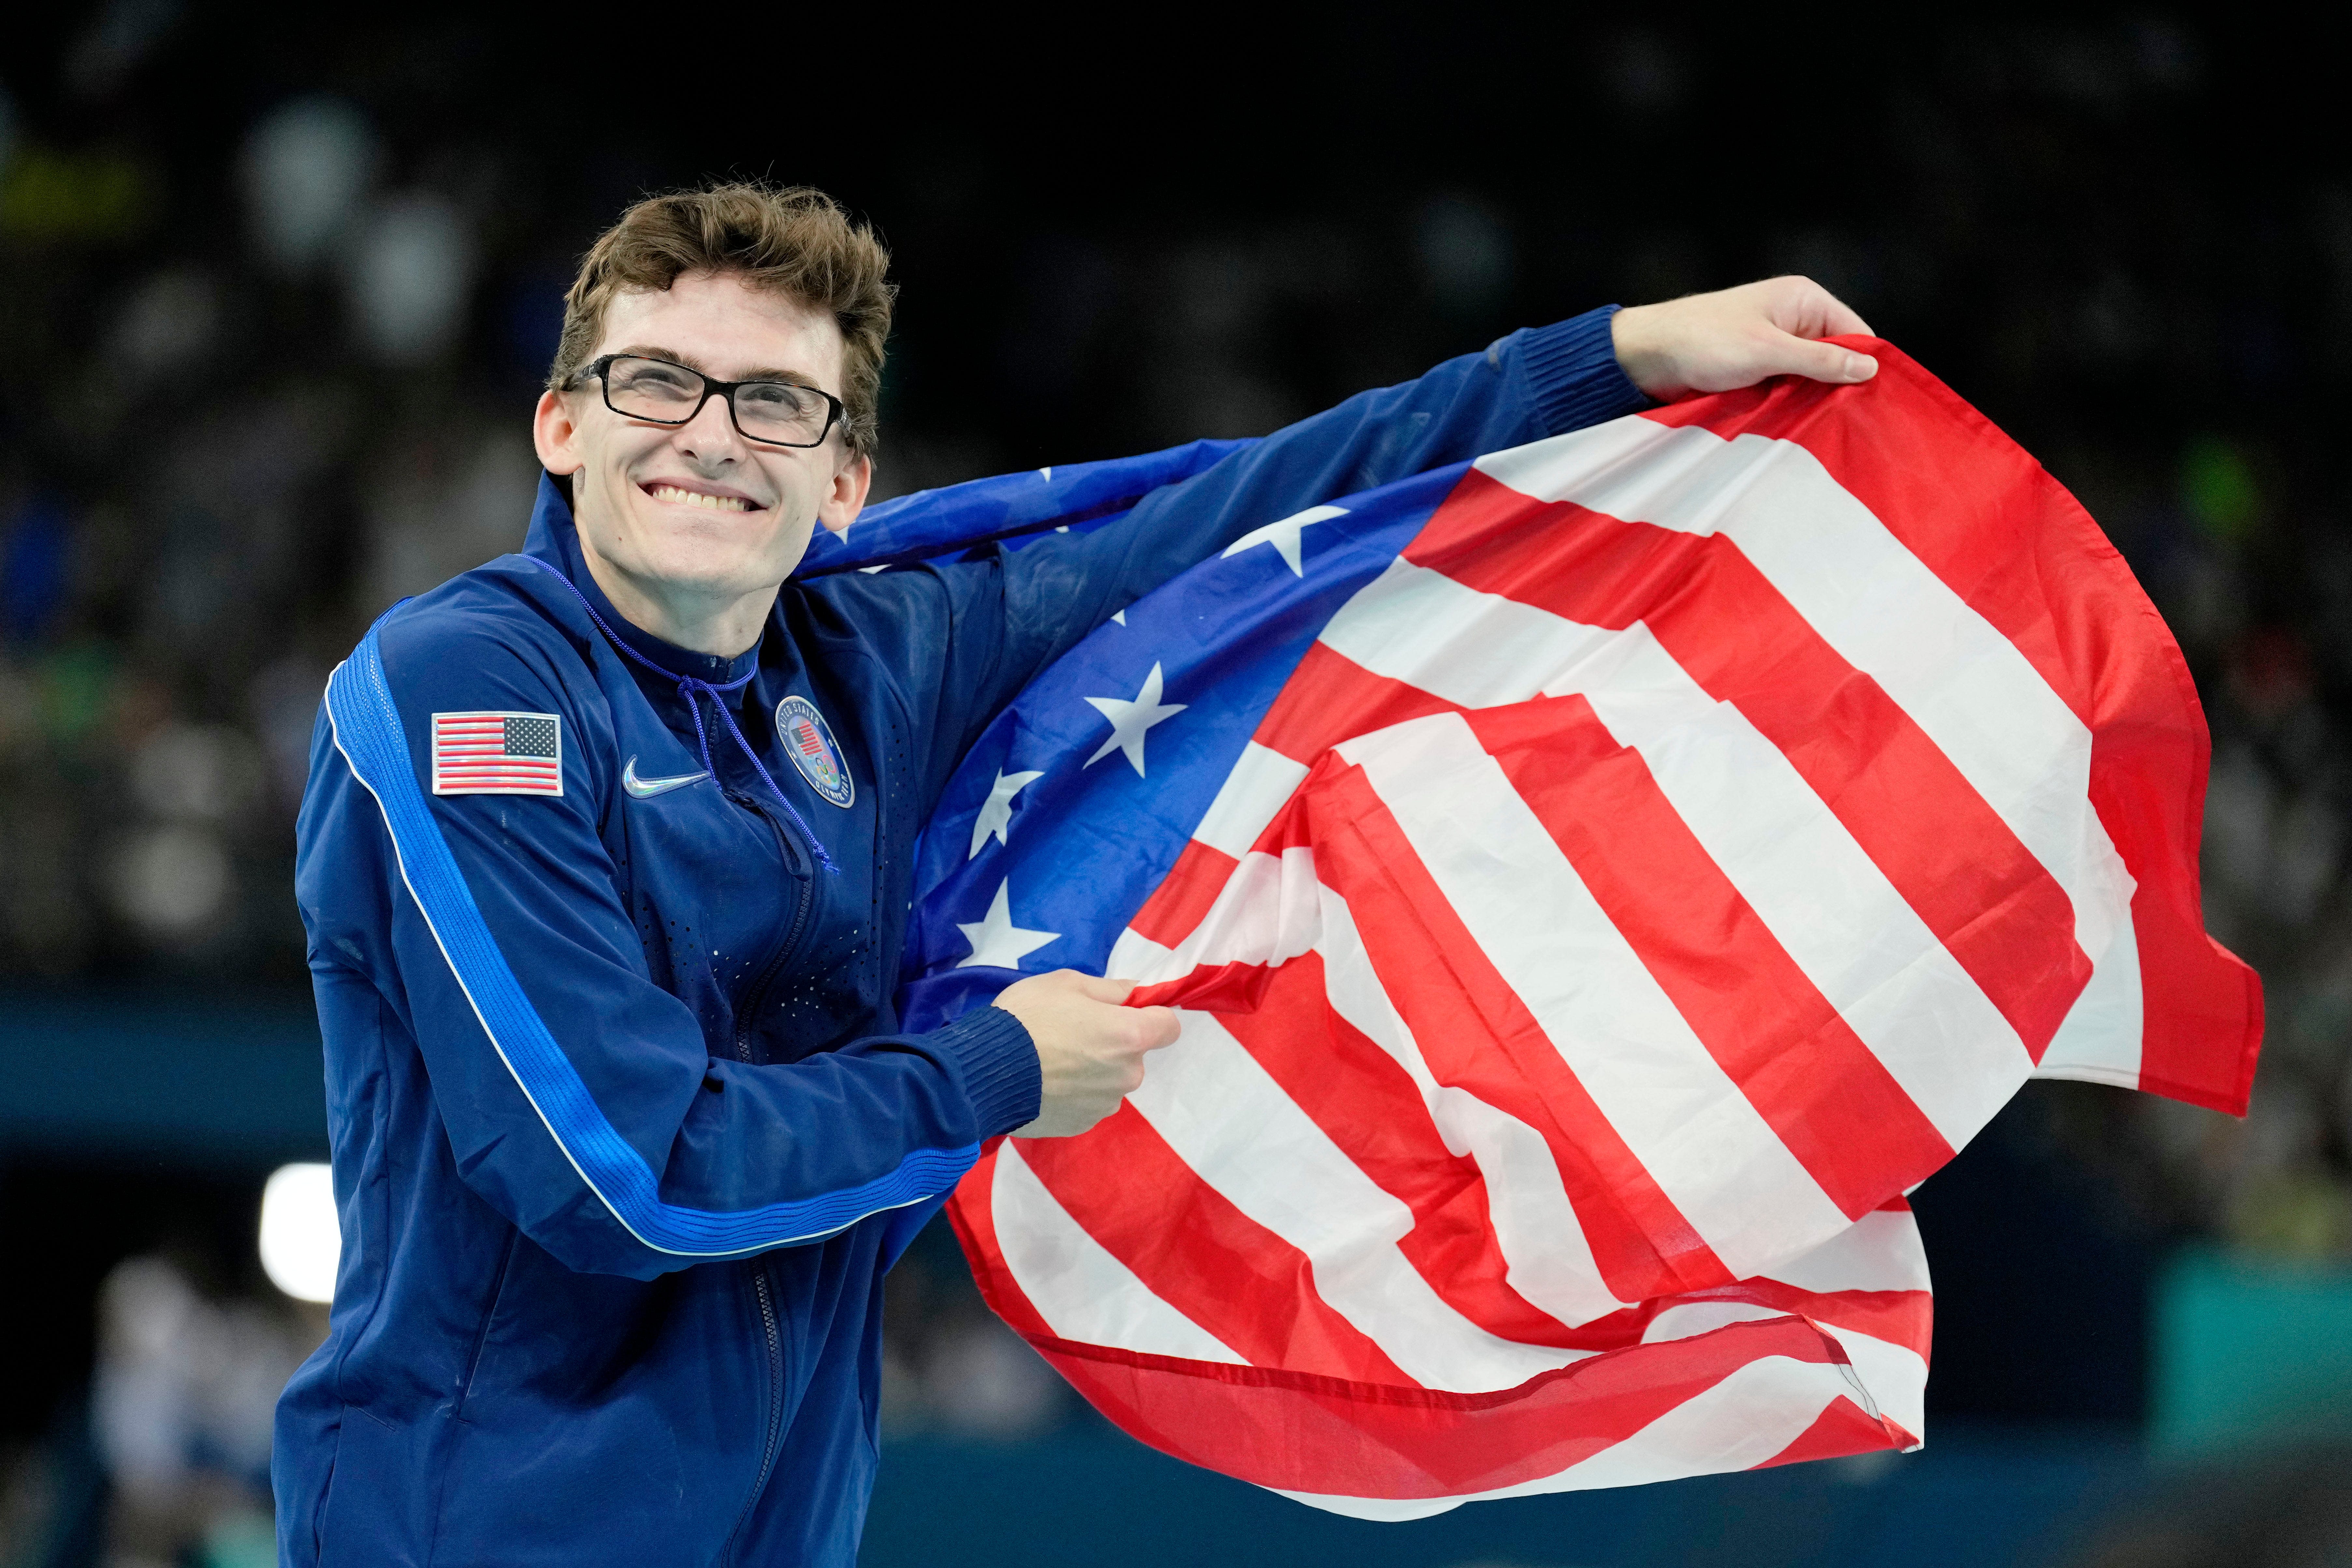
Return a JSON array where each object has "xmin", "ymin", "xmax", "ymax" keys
[{"xmin": 522, "ymin": 473, "xmax": 763, "ymax": 687}]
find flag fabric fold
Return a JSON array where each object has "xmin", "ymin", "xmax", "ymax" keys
[{"xmin": 805, "ymin": 341, "xmax": 2259, "ymax": 1515}]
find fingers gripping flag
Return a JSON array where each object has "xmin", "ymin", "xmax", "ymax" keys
[{"xmin": 804, "ymin": 344, "xmax": 2259, "ymax": 1517}]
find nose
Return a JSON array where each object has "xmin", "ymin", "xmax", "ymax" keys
[{"xmin": 674, "ymin": 389, "xmax": 745, "ymax": 464}]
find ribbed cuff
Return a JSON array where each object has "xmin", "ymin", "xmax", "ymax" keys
[
  {"xmin": 933, "ymin": 1003, "xmax": 1043, "ymax": 1138},
  {"xmin": 1512, "ymin": 305, "xmax": 1650, "ymax": 435}
]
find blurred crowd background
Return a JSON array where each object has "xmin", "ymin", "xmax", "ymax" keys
[{"xmin": 2, "ymin": 7, "xmax": 2348, "ymax": 1566}]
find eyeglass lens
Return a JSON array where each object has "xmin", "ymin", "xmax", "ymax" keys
[{"xmin": 604, "ymin": 357, "xmax": 833, "ymax": 445}]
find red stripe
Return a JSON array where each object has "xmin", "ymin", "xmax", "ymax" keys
[
  {"xmin": 1702, "ymin": 1280, "xmax": 1932, "ymax": 1361},
  {"xmin": 1211, "ymin": 951, "xmax": 1593, "ymax": 1349},
  {"xmin": 1023, "ymin": 1314, "xmax": 1882, "ymax": 1498},
  {"xmin": 1128, "ymin": 838, "xmax": 1240, "ymax": 951},
  {"xmin": 1642, "ymin": 347, "xmax": 2260, "ymax": 1112},
  {"xmin": 1754, "ymin": 1395, "xmax": 1910, "ymax": 1469},
  {"xmin": 1408, "ymin": 468, "xmax": 2091, "ymax": 1061},
  {"xmin": 1461, "ymin": 694, "xmax": 1957, "ymax": 1216},
  {"xmin": 1255, "ymin": 641, "xmax": 1466, "ymax": 764},
  {"xmin": 1291, "ymin": 758, "xmax": 1733, "ymax": 1301},
  {"xmin": 1010, "ymin": 1106, "xmax": 1415, "ymax": 1385}
]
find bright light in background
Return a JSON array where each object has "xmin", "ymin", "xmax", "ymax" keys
[{"xmin": 259, "ymin": 1162, "xmax": 339, "ymax": 1304}]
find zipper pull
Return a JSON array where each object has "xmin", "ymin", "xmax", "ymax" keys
[{"xmin": 734, "ymin": 792, "xmax": 812, "ymax": 881}]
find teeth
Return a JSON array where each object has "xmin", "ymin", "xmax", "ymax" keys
[{"xmin": 650, "ymin": 484, "xmax": 750, "ymax": 512}]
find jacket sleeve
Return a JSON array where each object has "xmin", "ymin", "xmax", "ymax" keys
[
  {"xmin": 297, "ymin": 607, "xmax": 1039, "ymax": 1280},
  {"xmin": 893, "ymin": 306, "xmax": 1646, "ymax": 773}
]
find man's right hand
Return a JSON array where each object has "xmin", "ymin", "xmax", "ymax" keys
[{"xmin": 991, "ymin": 970, "xmax": 1179, "ymax": 1137}]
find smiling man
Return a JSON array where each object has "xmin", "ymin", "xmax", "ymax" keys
[{"xmin": 277, "ymin": 182, "xmax": 1874, "ymax": 1566}]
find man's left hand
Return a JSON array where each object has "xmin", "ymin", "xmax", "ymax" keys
[{"xmin": 1611, "ymin": 276, "xmax": 1878, "ymax": 403}]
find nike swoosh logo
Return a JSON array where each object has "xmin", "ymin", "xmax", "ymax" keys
[{"xmin": 622, "ymin": 756, "xmax": 710, "ymax": 799}]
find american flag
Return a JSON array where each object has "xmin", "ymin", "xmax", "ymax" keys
[
  {"xmin": 869, "ymin": 343, "xmax": 2259, "ymax": 1517},
  {"xmin": 431, "ymin": 711, "xmax": 564, "ymax": 797}
]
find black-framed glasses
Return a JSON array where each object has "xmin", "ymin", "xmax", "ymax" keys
[{"xmin": 575, "ymin": 354, "xmax": 847, "ymax": 449}]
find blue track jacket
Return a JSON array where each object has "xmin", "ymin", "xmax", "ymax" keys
[{"xmin": 275, "ymin": 310, "xmax": 1643, "ymax": 1567}]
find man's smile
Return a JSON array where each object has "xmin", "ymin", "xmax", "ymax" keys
[{"xmin": 642, "ymin": 480, "xmax": 760, "ymax": 513}]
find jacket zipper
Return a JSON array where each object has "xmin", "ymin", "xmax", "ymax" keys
[
  {"xmin": 730, "ymin": 797, "xmax": 814, "ymax": 1061},
  {"xmin": 723, "ymin": 793, "xmax": 813, "ymax": 1559}
]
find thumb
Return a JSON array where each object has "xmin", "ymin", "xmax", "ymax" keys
[
  {"xmin": 1131, "ymin": 1005, "xmax": 1181, "ymax": 1050},
  {"xmin": 1762, "ymin": 330, "xmax": 1878, "ymax": 386}
]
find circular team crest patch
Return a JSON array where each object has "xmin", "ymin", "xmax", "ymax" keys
[{"xmin": 775, "ymin": 695, "xmax": 854, "ymax": 808}]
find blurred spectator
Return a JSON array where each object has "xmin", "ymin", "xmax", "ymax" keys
[{"xmin": 881, "ymin": 1223, "xmax": 1074, "ymax": 1441}]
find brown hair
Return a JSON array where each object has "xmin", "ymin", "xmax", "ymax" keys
[{"xmin": 548, "ymin": 182, "xmax": 894, "ymax": 454}]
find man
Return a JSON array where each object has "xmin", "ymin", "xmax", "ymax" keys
[{"xmin": 277, "ymin": 181, "xmax": 1876, "ymax": 1566}]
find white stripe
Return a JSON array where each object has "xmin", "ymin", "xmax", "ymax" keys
[
  {"xmin": 989, "ymin": 1143, "xmax": 1246, "ymax": 1365},
  {"xmin": 2034, "ymin": 901, "xmax": 2146, "ymax": 1087},
  {"xmin": 1106, "ymin": 846, "xmax": 1324, "ymax": 987},
  {"xmin": 1319, "ymin": 557, "xmax": 1599, "ymax": 708},
  {"xmin": 1641, "ymin": 1301, "xmax": 1788, "ymax": 1343},
  {"xmin": 1312, "ymin": 890, "xmax": 1628, "ymax": 1328},
  {"xmin": 1481, "ymin": 417, "xmax": 2142, "ymax": 1082},
  {"xmin": 1278, "ymin": 1353, "xmax": 1864, "ymax": 1519},
  {"xmin": 1819, "ymin": 1323, "xmax": 1926, "ymax": 1444},
  {"xmin": 1127, "ymin": 1011, "xmax": 1582, "ymax": 1392},
  {"xmin": 1336, "ymin": 711, "xmax": 1851, "ymax": 1278},
  {"xmin": 1105, "ymin": 925, "xmax": 1179, "ymax": 986},
  {"xmin": 1754, "ymin": 1207, "xmax": 1930, "ymax": 1295},
  {"xmin": 1190, "ymin": 742, "xmax": 1310, "ymax": 859},
  {"xmin": 1327, "ymin": 562, "xmax": 2035, "ymax": 1150}
]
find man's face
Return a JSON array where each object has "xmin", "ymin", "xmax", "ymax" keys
[{"xmin": 533, "ymin": 270, "xmax": 870, "ymax": 618}]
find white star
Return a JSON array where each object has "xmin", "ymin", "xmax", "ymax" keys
[
  {"xmin": 1109, "ymin": 609, "xmax": 1126, "ymax": 625},
  {"xmin": 968, "ymin": 768, "xmax": 1046, "ymax": 860},
  {"xmin": 955, "ymin": 878, "xmax": 1060, "ymax": 969},
  {"xmin": 1083, "ymin": 662, "xmax": 1186, "ymax": 776},
  {"xmin": 1220, "ymin": 504, "xmax": 1347, "ymax": 577}
]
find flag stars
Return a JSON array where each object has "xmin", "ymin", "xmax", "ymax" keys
[
  {"xmin": 955, "ymin": 879, "xmax": 1059, "ymax": 969},
  {"xmin": 1221, "ymin": 504, "xmax": 1347, "ymax": 577},
  {"xmin": 1083, "ymin": 662, "xmax": 1186, "ymax": 777},
  {"xmin": 968, "ymin": 768, "xmax": 1046, "ymax": 860}
]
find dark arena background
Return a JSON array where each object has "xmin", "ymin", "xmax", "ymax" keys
[{"xmin": 3, "ymin": 9, "xmax": 2349, "ymax": 1565}]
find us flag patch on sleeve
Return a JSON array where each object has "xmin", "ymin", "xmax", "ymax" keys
[{"xmin": 431, "ymin": 711, "xmax": 564, "ymax": 796}]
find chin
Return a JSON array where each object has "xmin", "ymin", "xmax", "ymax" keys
[{"xmin": 635, "ymin": 544, "xmax": 781, "ymax": 597}]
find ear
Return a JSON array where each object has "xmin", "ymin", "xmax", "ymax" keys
[
  {"xmin": 533, "ymin": 387, "xmax": 587, "ymax": 476},
  {"xmin": 815, "ymin": 449, "xmax": 873, "ymax": 538}
]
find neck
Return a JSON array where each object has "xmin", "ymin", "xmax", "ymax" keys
[{"xmin": 572, "ymin": 535, "xmax": 777, "ymax": 657}]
